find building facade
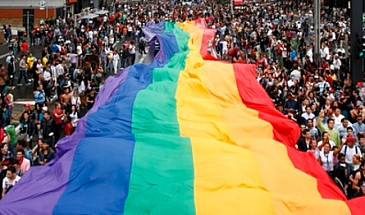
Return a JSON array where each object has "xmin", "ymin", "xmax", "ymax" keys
[{"xmin": 0, "ymin": 0, "xmax": 77, "ymax": 28}]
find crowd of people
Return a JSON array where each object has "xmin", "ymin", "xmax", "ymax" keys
[{"xmin": 1, "ymin": 0, "xmax": 365, "ymax": 199}]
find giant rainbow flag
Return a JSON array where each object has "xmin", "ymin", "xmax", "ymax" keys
[{"xmin": 1, "ymin": 20, "xmax": 365, "ymax": 215}]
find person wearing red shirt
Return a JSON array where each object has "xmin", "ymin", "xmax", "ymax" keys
[
  {"xmin": 63, "ymin": 116, "xmax": 73, "ymax": 137},
  {"xmin": 109, "ymin": 14, "xmax": 115, "ymax": 23},
  {"xmin": 324, "ymin": 69, "xmax": 333, "ymax": 88},
  {"xmin": 21, "ymin": 40, "xmax": 28, "ymax": 55},
  {"xmin": 52, "ymin": 102, "xmax": 64, "ymax": 143}
]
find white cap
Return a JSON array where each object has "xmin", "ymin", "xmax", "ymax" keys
[{"xmin": 42, "ymin": 106, "xmax": 48, "ymax": 112}]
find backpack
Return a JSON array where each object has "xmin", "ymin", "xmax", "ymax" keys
[{"xmin": 343, "ymin": 144, "xmax": 359, "ymax": 158}]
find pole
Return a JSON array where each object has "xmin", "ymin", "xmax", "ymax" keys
[
  {"xmin": 230, "ymin": 0, "xmax": 234, "ymax": 15},
  {"xmin": 350, "ymin": 0, "xmax": 364, "ymax": 84},
  {"xmin": 27, "ymin": 10, "xmax": 30, "ymax": 42},
  {"xmin": 314, "ymin": 0, "xmax": 320, "ymax": 60}
]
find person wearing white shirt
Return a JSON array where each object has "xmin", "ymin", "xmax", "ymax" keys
[
  {"xmin": 320, "ymin": 43, "xmax": 329, "ymax": 59},
  {"xmin": 103, "ymin": 36, "xmax": 109, "ymax": 47},
  {"xmin": 340, "ymin": 136, "xmax": 361, "ymax": 165},
  {"xmin": 332, "ymin": 108, "xmax": 345, "ymax": 130},
  {"xmin": 301, "ymin": 106, "xmax": 315, "ymax": 122},
  {"xmin": 112, "ymin": 50, "xmax": 120, "ymax": 74},
  {"xmin": 318, "ymin": 143, "xmax": 336, "ymax": 173},
  {"xmin": 2, "ymin": 167, "xmax": 21, "ymax": 198},
  {"xmin": 55, "ymin": 63, "xmax": 64, "ymax": 78},
  {"xmin": 71, "ymin": 90, "xmax": 81, "ymax": 110},
  {"xmin": 221, "ymin": 39, "xmax": 228, "ymax": 57},
  {"xmin": 287, "ymin": 75, "xmax": 296, "ymax": 88},
  {"xmin": 76, "ymin": 45, "xmax": 82, "ymax": 56},
  {"xmin": 50, "ymin": 64, "xmax": 57, "ymax": 82},
  {"xmin": 290, "ymin": 69, "xmax": 301, "ymax": 81},
  {"xmin": 43, "ymin": 67, "xmax": 51, "ymax": 82},
  {"xmin": 332, "ymin": 54, "xmax": 341, "ymax": 71},
  {"xmin": 306, "ymin": 46, "xmax": 313, "ymax": 63},
  {"xmin": 88, "ymin": 30, "xmax": 93, "ymax": 43},
  {"xmin": 78, "ymin": 79, "xmax": 85, "ymax": 95},
  {"xmin": 109, "ymin": 35, "xmax": 114, "ymax": 46}
]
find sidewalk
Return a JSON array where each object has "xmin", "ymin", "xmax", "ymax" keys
[{"xmin": 0, "ymin": 42, "xmax": 43, "ymax": 122}]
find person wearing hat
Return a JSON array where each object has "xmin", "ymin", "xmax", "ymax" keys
[
  {"xmin": 22, "ymin": 103, "xmax": 36, "ymax": 121},
  {"xmin": 340, "ymin": 135, "xmax": 362, "ymax": 165}
]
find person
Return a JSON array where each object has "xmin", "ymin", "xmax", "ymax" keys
[
  {"xmin": 352, "ymin": 180, "xmax": 365, "ymax": 198},
  {"xmin": 340, "ymin": 136, "xmax": 362, "ymax": 165},
  {"xmin": 315, "ymin": 76, "xmax": 330, "ymax": 97},
  {"xmin": 0, "ymin": 143, "xmax": 13, "ymax": 174},
  {"xmin": 15, "ymin": 149, "xmax": 30, "ymax": 176},
  {"xmin": 359, "ymin": 134, "xmax": 365, "ymax": 154},
  {"xmin": 16, "ymin": 139, "xmax": 32, "ymax": 162},
  {"xmin": 307, "ymin": 118, "xmax": 319, "ymax": 141},
  {"xmin": 297, "ymin": 129, "xmax": 311, "ymax": 152},
  {"xmin": 34, "ymin": 84, "xmax": 46, "ymax": 107},
  {"xmin": 18, "ymin": 55, "xmax": 29, "ymax": 85},
  {"xmin": 4, "ymin": 125, "xmax": 17, "ymax": 155},
  {"xmin": 332, "ymin": 108, "xmax": 345, "ymax": 129},
  {"xmin": 309, "ymin": 139, "xmax": 320, "ymax": 160},
  {"xmin": 129, "ymin": 41, "xmax": 136, "ymax": 65},
  {"xmin": 19, "ymin": 111, "xmax": 35, "ymax": 144},
  {"xmin": 317, "ymin": 110, "xmax": 341, "ymax": 147},
  {"xmin": 60, "ymin": 87, "xmax": 72, "ymax": 110},
  {"xmin": 318, "ymin": 132, "xmax": 336, "ymax": 151},
  {"xmin": 86, "ymin": 88, "xmax": 96, "ymax": 110},
  {"xmin": 26, "ymin": 52, "xmax": 36, "ymax": 81},
  {"xmin": 40, "ymin": 111, "xmax": 55, "ymax": 148},
  {"xmin": 351, "ymin": 154, "xmax": 362, "ymax": 173},
  {"xmin": 0, "ymin": 64, "xmax": 8, "ymax": 100},
  {"xmin": 352, "ymin": 115, "xmax": 365, "ymax": 137},
  {"xmin": 1, "ymin": 166, "xmax": 21, "ymax": 198},
  {"xmin": 70, "ymin": 89, "xmax": 81, "ymax": 111},
  {"xmin": 63, "ymin": 116, "xmax": 73, "ymax": 137},
  {"xmin": 318, "ymin": 142, "xmax": 342, "ymax": 178},
  {"xmin": 350, "ymin": 161, "xmax": 365, "ymax": 198},
  {"xmin": 334, "ymin": 153, "xmax": 350, "ymax": 189},
  {"xmin": 338, "ymin": 118, "xmax": 352, "ymax": 139},
  {"xmin": 112, "ymin": 49, "xmax": 120, "ymax": 74},
  {"xmin": 69, "ymin": 104, "xmax": 79, "ymax": 131},
  {"xmin": 4, "ymin": 87, "xmax": 13, "ymax": 123},
  {"xmin": 31, "ymin": 138, "xmax": 43, "ymax": 166},
  {"xmin": 21, "ymin": 40, "xmax": 28, "ymax": 55},
  {"xmin": 52, "ymin": 102, "xmax": 64, "ymax": 142},
  {"xmin": 7, "ymin": 57, "xmax": 15, "ymax": 86},
  {"xmin": 38, "ymin": 141, "xmax": 54, "ymax": 165},
  {"xmin": 301, "ymin": 106, "xmax": 315, "ymax": 124}
]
